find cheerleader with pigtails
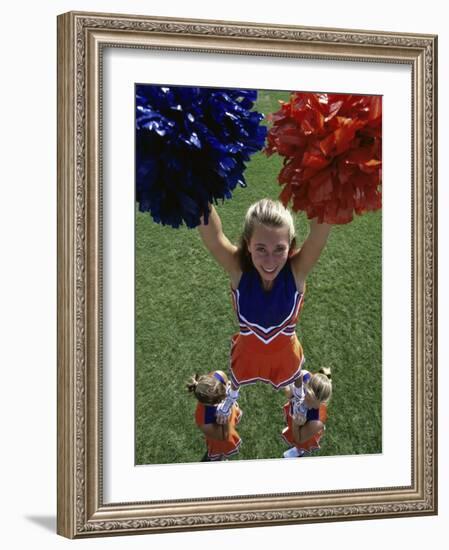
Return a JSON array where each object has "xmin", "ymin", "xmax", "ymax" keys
[
  {"xmin": 187, "ymin": 370, "xmax": 242, "ymax": 462},
  {"xmin": 281, "ymin": 367, "xmax": 332, "ymax": 458}
]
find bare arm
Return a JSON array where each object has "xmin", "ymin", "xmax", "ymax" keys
[
  {"xmin": 293, "ymin": 372, "xmax": 304, "ymax": 389},
  {"xmin": 290, "ymin": 219, "xmax": 331, "ymax": 288},
  {"xmin": 198, "ymin": 205, "xmax": 241, "ymax": 280},
  {"xmin": 199, "ymin": 423, "xmax": 230, "ymax": 441},
  {"xmin": 291, "ymin": 420, "xmax": 324, "ymax": 444}
]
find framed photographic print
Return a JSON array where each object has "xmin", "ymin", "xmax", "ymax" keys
[{"xmin": 57, "ymin": 11, "xmax": 437, "ymax": 538}]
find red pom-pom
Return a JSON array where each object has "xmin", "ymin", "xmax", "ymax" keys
[{"xmin": 265, "ymin": 93, "xmax": 382, "ymax": 224}]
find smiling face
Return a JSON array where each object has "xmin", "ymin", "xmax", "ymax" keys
[{"xmin": 247, "ymin": 223, "xmax": 291, "ymax": 289}]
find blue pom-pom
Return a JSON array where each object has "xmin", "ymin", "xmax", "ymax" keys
[{"xmin": 136, "ymin": 85, "xmax": 267, "ymax": 228}]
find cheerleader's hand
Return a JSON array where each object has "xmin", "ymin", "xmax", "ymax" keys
[
  {"xmin": 215, "ymin": 409, "xmax": 230, "ymax": 425},
  {"xmin": 216, "ymin": 386, "xmax": 239, "ymax": 425},
  {"xmin": 291, "ymin": 381, "xmax": 307, "ymax": 418}
]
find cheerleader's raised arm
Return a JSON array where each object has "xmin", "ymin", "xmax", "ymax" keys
[
  {"xmin": 198, "ymin": 205, "xmax": 241, "ymax": 288},
  {"xmin": 290, "ymin": 219, "xmax": 332, "ymax": 295}
]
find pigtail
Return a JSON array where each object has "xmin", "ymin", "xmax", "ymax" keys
[
  {"xmin": 186, "ymin": 374, "xmax": 200, "ymax": 394},
  {"xmin": 319, "ymin": 367, "xmax": 332, "ymax": 380},
  {"xmin": 187, "ymin": 372, "xmax": 227, "ymax": 404}
]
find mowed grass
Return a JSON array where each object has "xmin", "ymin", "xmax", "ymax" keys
[{"xmin": 135, "ymin": 90, "xmax": 382, "ymax": 464}]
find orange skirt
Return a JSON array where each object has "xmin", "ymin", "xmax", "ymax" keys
[
  {"xmin": 196, "ymin": 404, "xmax": 243, "ymax": 460},
  {"xmin": 281, "ymin": 402, "xmax": 327, "ymax": 453},
  {"xmin": 229, "ymin": 332, "xmax": 304, "ymax": 389}
]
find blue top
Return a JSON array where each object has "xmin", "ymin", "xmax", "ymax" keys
[
  {"xmin": 203, "ymin": 405, "xmax": 218, "ymax": 424},
  {"xmin": 301, "ymin": 372, "xmax": 319, "ymax": 421},
  {"xmin": 231, "ymin": 262, "xmax": 304, "ymax": 345}
]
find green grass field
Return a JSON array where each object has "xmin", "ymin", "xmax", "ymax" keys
[{"xmin": 135, "ymin": 90, "xmax": 382, "ymax": 464}]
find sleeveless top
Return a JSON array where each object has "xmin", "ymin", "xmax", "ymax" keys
[
  {"xmin": 195, "ymin": 403, "xmax": 242, "ymax": 434},
  {"xmin": 231, "ymin": 262, "xmax": 304, "ymax": 345}
]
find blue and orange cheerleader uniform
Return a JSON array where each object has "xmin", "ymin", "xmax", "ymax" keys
[
  {"xmin": 195, "ymin": 402, "xmax": 242, "ymax": 460},
  {"xmin": 281, "ymin": 401, "xmax": 328, "ymax": 455},
  {"xmin": 230, "ymin": 261, "xmax": 305, "ymax": 389}
]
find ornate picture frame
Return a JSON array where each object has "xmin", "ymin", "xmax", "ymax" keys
[{"xmin": 57, "ymin": 11, "xmax": 437, "ymax": 538}]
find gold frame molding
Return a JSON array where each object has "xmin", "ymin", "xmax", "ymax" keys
[{"xmin": 57, "ymin": 11, "xmax": 438, "ymax": 539}]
